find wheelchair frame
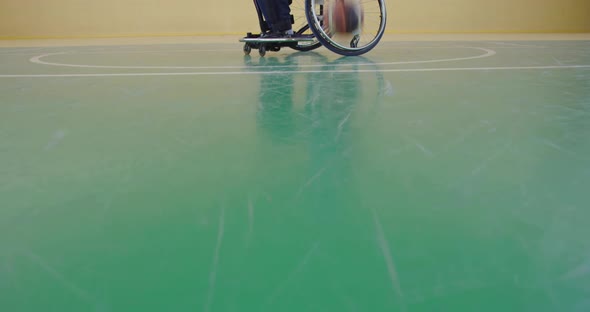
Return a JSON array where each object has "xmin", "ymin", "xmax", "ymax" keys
[
  {"xmin": 240, "ymin": 0, "xmax": 320, "ymax": 57},
  {"xmin": 240, "ymin": 0, "xmax": 387, "ymax": 57}
]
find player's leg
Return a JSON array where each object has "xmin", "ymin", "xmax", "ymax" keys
[
  {"xmin": 259, "ymin": 0, "xmax": 294, "ymax": 35},
  {"xmin": 255, "ymin": 0, "xmax": 271, "ymax": 30}
]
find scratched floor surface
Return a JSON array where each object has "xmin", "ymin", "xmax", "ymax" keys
[{"xmin": 1, "ymin": 39, "xmax": 590, "ymax": 312}]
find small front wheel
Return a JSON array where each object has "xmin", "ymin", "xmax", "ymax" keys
[
  {"xmin": 259, "ymin": 45, "xmax": 267, "ymax": 57},
  {"xmin": 243, "ymin": 43, "xmax": 252, "ymax": 55}
]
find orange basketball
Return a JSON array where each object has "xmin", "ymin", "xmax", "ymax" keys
[{"xmin": 326, "ymin": 0, "xmax": 363, "ymax": 34}]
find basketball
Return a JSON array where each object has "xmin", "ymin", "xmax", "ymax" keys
[{"xmin": 325, "ymin": 0, "xmax": 364, "ymax": 35}]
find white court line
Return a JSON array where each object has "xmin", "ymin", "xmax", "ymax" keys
[
  {"xmin": 488, "ymin": 41, "xmax": 548, "ymax": 48},
  {"xmin": 0, "ymin": 48, "xmax": 237, "ymax": 56},
  {"xmin": 59, "ymin": 45, "xmax": 485, "ymax": 54},
  {"xmin": 29, "ymin": 47, "xmax": 497, "ymax": 70},
  {"xmin": 1, "ymin": 64, "xmax": 589, "ymax": 78},
  {"xmin": 0, "ymin": 45, "xmax": 481, "ymax": 56},
  {"xmin": 72, "ymin": 48, "xmax": 239, "ymax": 54}
]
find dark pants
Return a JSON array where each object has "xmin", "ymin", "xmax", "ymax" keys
[{"xmin": 257, "ymin": 0, "xmax": 292, "ymax": 32}]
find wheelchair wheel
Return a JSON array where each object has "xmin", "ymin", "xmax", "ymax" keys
[
  {"xmin": 259, "ymin": 45, "xmax": 267, "ymax": 57},
  {"xmin": 243, "ymin": 43, "xmax": 252, "ymax": 55},
  {"xmin": 305, "ymin": 0, "xmax": 387, "ymax": 56},
  {"xmin": 289, "ymin": 0, "xmax": 322, "ymax": 51}
]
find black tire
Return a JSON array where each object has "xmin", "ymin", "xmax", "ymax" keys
[
  {"xmin": 243, "ymin": 43, "xmax": 252, "ymax": 55},
  {"xmin": 259, "ymin": 45, "xmax": 267, "ymax": 57},
  {"xmin": 305, "ymin": 0, "xmax": 387, "ymax": 56}
]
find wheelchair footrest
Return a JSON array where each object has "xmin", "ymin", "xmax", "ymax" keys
[{"xmin": 240, "ymin": 36, "xmax": 315, "ymax": 43}]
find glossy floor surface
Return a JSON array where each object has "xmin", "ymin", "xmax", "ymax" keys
[{"xmin": 1, "ymin": 38, "xmax": 590, "ymax": 311}]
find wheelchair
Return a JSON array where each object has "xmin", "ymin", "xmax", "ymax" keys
[{"xmin": 240, "ymin": 0, "xmax": 387, "ymax": 57}]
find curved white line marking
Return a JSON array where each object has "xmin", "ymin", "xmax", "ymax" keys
[
  {"xmin": 29, "ymin": 47, "xmax": 496, "ymax": 70},
  {"xmin": 74, "ymin": 48, "xmax": 240, "ymax": 54},
  {"xmin": 63, "ymin": 45, "xmax": 484, "ymax": 54},
  {"xmin": 2, "ymin": 65, "xmax": 589, "ymax": 78}
]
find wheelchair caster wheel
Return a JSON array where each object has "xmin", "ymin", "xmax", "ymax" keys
[
  {"xmin": 243, "ymin": 43, "xmax": 251, "ymax": 55},
  {"xmin": 259, "ymin": 45, "xmax": 266, "ymax": 57}
]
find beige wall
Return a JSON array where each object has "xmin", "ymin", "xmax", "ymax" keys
[{"xmin": 1, "ymin": 0, "xmax": 589, "ymax": 39}]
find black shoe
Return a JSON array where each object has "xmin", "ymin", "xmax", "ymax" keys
[{"xmin": 262, "ymin": 31, "xmax": 292, "ymax": 39}]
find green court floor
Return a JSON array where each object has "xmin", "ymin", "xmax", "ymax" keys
[{"xmin": 1, "ymin": 39, "xmax": 590, "ymax": 311}]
